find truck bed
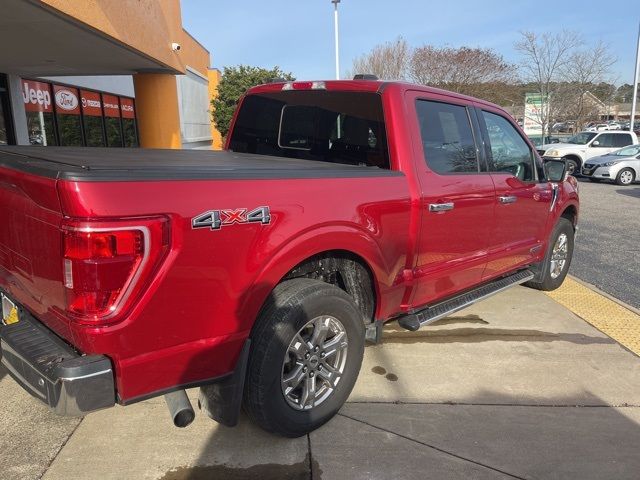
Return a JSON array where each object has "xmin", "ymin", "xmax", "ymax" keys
[{"xmin": 0, "ymin": 147, "xmax": 400, "ymax": 182}]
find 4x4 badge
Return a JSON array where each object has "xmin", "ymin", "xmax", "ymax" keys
[{"xmin": 192, "ymin": 206, "xmax": 271, "ymax": 231}]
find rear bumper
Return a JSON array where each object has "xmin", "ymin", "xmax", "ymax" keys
[{"xmin": 0, "ymin": 310, "xmax": 115, "ymax": 416}]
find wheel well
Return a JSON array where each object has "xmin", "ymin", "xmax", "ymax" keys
[
  {"xmin": 282, "ymin": 251, "xmax": 376, "ymax": 324},
  {"xmin": 561, "ymin": 205, "xmax": 577, "ymax": 229}
]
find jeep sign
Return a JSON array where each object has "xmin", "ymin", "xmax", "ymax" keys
[{"xmin": 22, "ymin": 80, "xmax": 53, "ymax": 113}]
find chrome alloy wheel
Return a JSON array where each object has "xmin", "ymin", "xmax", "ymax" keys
[
  {"xmin": 281, "ymin": 316, "xmax": 348, "ymax": 411},
  {"xmin": 550, "ymin": 233, "xmax": 569, "ymax": 279},
  {"xmin": 619, "ymin": 170, "xmax": 634, "ymax": 185}
]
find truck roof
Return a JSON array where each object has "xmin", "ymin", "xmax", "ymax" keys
[{"xmin": 248, "ymin": 79, "xmax": 503, "ymax": 110}]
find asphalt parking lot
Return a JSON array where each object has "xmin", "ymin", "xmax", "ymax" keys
[
  {"xmin": 2, "ymin": 181, "xmax": 640, "ymax": 480},
  {"xmin": 571, "ymin": 178, "xmax": 640, "ymax": 309}
]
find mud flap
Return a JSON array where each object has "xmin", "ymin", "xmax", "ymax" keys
[{"xmin": 198, "ymin": 339, "xmax": 251, "ymax": 427}]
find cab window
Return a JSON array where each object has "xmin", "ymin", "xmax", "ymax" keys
[
  {"xmin": 415, "ymin": 100, "xmax": 479, "ymax": 174},
  {"xmin": 482, "ymin": 111, "xmax": 535, "ymax": 181}
]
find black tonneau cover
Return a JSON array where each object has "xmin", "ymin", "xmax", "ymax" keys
[{"xmin": 0, "ymin": 147, "xmax": 400, "ymax": 182}]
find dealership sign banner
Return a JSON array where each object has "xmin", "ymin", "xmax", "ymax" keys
[
  {"xmin": 102, "ymin": 94, "xmax": 120, "ymax": 118},
  {"xmin": 523, "ymin": 93, "xmax": 549, "ymax": 136},
  {"xmin": 53, "ymin": 85, "xmax": 80, "ymax": 115},
  {"xmin": 120, "ymin": 97, "xmax": 135, "ymax": 119},
  {"xmin": 22, "ymin": 80, "xmax": 53, "ymax": 113},
  {"xmin": 81, "ymin": 90, "xmax": 102, "ymax": 117}
]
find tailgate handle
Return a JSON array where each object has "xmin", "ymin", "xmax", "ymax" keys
[
  {"xmin": 498, "ymin": 195, "xmax": 518, "ymax": 204},
  {"xmin": 429, "ymin": 202, "xmax": 455, "ymax": 212}
]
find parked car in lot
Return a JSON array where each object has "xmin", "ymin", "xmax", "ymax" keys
[
  {"xmin": 551, "ymin": 122, "xmax": 575, "ymax": 133},
  {"xmin": 585, "ymin": 124, "xmax": 610, "ymax": 132},
  {"xmin": 538, "ymin": 130, "xmax": 638, "ymax": 174},
  {"xmin": 528, "ymin": 135, "xmax": 561, "ymax": 147},
  {"xmin": 582, "ymin": 144, "xmax": 640, "ymax": 185},
  {"xmin": 0, "ymin": 79, "xmax": 579, "ymax": 437}
]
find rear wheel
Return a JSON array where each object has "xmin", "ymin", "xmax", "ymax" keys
[
  {"xmin": 244, "ymin": 278, "xmax": 365, "ymax": 437},
  {"xmin": 616, "ymin": 168, "xmax": 635, "ymax": 186},
  {"xmin": 526, "ymin": 218, "xmax": 574, "ymax": 291}
]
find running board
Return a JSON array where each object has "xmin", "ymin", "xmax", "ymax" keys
[{"xmin": 397, "ymin": 270, "xmax": 534, "ymax": 332}]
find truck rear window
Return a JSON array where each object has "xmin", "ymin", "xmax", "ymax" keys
[{"xmin": 229, "ymin": 91, "xmax": 390, "ymax": 169}]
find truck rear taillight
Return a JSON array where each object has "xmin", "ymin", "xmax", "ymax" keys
[{"xmin": 62, "ymin": 218, "xmax": 169, "ymax": 323}]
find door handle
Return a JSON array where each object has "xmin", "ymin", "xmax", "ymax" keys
[
  {"xmin": 429, "ymin": 202, "xmax": 455, "ymax": 212},
  {"xmin": 498, "ymin": 195, "xmax": 518, "ymax": 204}
]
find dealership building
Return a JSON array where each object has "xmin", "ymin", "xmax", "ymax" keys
[{"xmin": 0, "ymin": 0, "xmax": 222, "ymax": 150}]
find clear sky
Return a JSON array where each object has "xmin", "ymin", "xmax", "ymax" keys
[{"xmin": 181, "ymin": 1, "xmax": 639, "ymax": 85}]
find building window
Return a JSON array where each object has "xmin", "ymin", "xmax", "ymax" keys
[
  {"xmin": 120, "ymin": 97, "xmax": 138, "ymax": 147},
  {"xmin": 22, "ymin": 79, "xmax": 57, "ymax": 146},
  {"xmin": 103, "ymin": 94, "xmax": 123, "ymax": 147},
  {"xmin": 20, "ymin": 78, "xmax": 138, "ymax": 148},
  {"xmin": 53, "ymin": 85, "xmax": 83, "ymax": 146},
  {"xmin": 80, "ymin": 90, "xmax": 105, "ymax": 147}
]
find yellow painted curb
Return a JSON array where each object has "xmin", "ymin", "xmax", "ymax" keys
[{"xmin": 545, "ymin": 277, "xmax": 640, "ymax": 355}]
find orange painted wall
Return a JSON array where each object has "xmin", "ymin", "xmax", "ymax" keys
[
  {"xmin": 41, "ymin": 0, "xmax": 187, "ymax": 73},
  {"xmin": 133, "ymin": 74, "xmax": 182, "ymax": 149},
  {"xmin": 208, "ymin": 69, "xmax": 223, "ymax": 150},
  {"xmin": 41, "ymin": 0, "xmax": 221, "ymax": 149}
]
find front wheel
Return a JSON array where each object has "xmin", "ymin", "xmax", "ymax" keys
[
  {"xmin": 616, "ymin": 168, "xmax": 635, "ymax": 186},
  {"xmin": 526, "ymin": 217, "xmax": 574, "ymax": 291},
  {"xmin": 243, "ymin": 278, "xmax": 365, "ymax": 437},
  {"xmin": 563, "ymin": 157, "xmax": 579, "ymax": 176}
]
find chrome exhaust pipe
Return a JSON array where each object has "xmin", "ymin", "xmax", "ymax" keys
[{"xmin": 164, "ymin": 390, "xmax": 195, "ymax": 428}]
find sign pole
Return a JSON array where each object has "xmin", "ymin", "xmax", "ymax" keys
[
  {"xmin": 332, "ymin": 0, "xmax": 340, "ymax": 80},
  {"xmin": 630, "ymin": 20, "xmax": 640, "ymax": 131}
]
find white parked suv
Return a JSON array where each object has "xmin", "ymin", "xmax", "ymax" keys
[{"xmin": 538, "ymin": 130, "xmax": 638, "ymax": 174}]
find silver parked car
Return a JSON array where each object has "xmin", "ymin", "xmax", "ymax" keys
[{"xmin": 581, "ymin": 144, "xmax": 640, "ymax": 185}]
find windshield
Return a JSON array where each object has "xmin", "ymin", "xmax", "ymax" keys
[
  {"xmin": 614, "ymin": 145, "xmax": 640, "ymax": 156},
  {"xmin": 229, "ymin": 90, "xmax": 389, "ymax": 168},
  {"xmin": 567, "ymin": 132, "xmax": 597, "ymax": 144}
]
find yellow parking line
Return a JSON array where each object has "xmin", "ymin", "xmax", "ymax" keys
[{"xmin": 545, "ymin": 276, "xmax": 640, "ymax": 356}]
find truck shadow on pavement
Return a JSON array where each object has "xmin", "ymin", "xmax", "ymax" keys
[{"xmin": 379, "ymin": 315, "xmax": 615, "ymax": 346}]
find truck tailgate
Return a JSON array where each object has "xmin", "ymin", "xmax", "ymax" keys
[{"xmin": 0, "ymin": 162, "xmax": 69, "ymax": 340}]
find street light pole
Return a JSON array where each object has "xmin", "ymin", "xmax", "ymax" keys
[
  {"xmin": 630, "ymin": 20, "xmax": 640, "ymax": 131},
  {"xmin": 332, "ymin": 0, "xmax": 340, "ymax": 80}
]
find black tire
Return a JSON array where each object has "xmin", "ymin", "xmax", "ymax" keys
[
  {"xmin": 563, "ymin": 157, "xmax": 579, "ymax": 176},
  {"xmin": 525, "ymin": 217, "xmax": 574, "ymax": 291},
  {"xmin": 243, "ymin": 278, "xmax": 365, "ymax": 437},
  {"xmin": 615, "ymin": 168, "xmax": 635, "ymax": 186}
]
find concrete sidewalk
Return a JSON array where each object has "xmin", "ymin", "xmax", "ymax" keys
[{"xmin": 2, "ymin": 286, "xmax": 640, "ymax": 479}]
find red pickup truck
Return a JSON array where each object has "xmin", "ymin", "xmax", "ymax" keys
[{"xmin": 0, "ymin": 79, "xmax": 578, "ymax": 437}]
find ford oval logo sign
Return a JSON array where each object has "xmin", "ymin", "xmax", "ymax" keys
[{"xmin": 55, "ymin": 89, "xmax": 78, "ymax": 111}]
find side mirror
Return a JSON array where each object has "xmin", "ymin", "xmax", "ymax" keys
[
  {"xmin": 592, "ymin": 140, "xmax": 600, "ymax": 146},
  {"xmin": 545, "ymin": 159, "xmax": 567, "ymax": 182}
]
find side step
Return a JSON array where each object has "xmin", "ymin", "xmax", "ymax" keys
[{"xmin": 397, "ymin": 270, "xmax": 534, "ymax": 332}]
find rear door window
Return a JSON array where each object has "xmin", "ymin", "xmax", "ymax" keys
[
  {"xmin": 613, "ymin": 134, "xmax": 633, "ymax": 148},
  {"xmin": 415, "ymin": 100, "xmax": 479, "ymax": 174}
]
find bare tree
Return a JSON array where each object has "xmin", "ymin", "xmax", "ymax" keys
[
  {"xmin": 350, "ymin": 37, "xmax": 410, "ymax": 80},
  {"xmin": 515, "ymin": 31, "xmax": 583, "ymax": 138},
  {"xmin": 408, "ymin": 46, "xmax": 516, "ymax": 99},
  {"xmin": 558, "ymin": 42, "xmax": 617, "ymax": 129}
]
